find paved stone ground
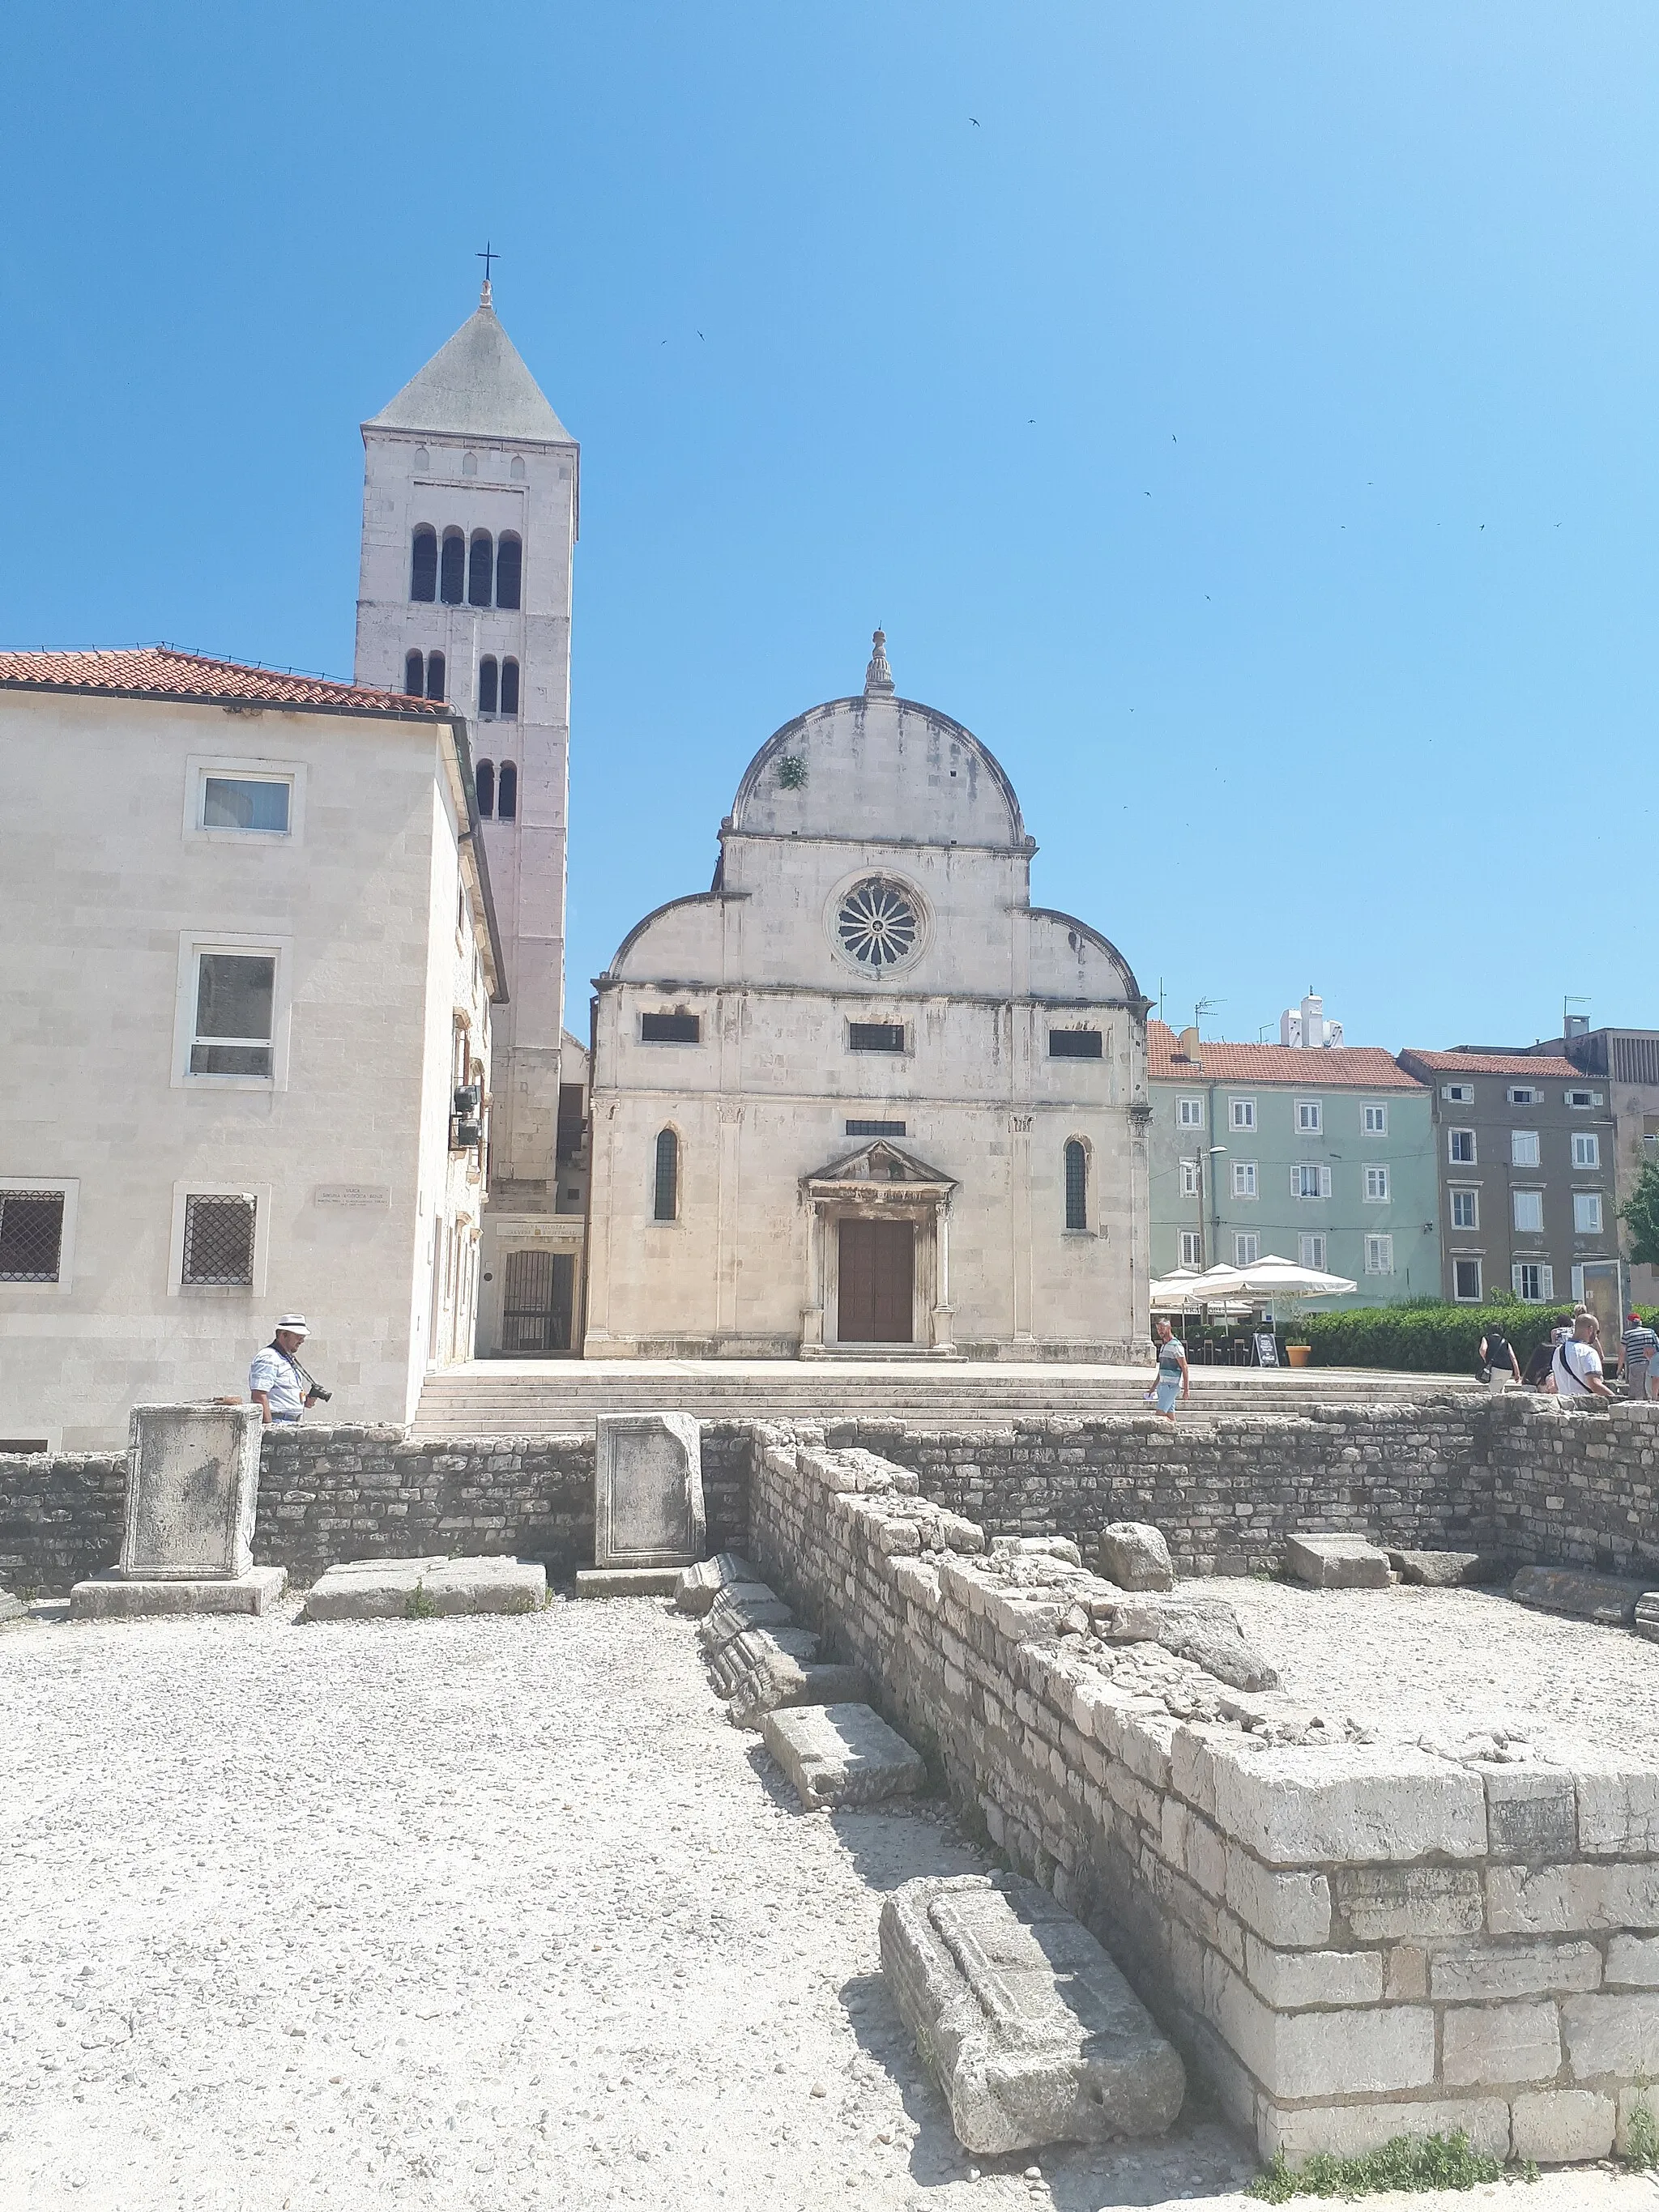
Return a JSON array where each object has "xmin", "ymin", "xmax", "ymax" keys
[
  {"xmin": 1, "ymin": 1597, "xmax": 1653, "ymax": 2212},
  {"xmin": 1216, "ymin": 1580, "xmax": 1659, "ymax": 1758}
]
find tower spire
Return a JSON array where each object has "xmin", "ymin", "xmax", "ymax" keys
[
  {"xmin": 477, "ymin": 241, "xmax": 499, "ymax": 308},
  {"xmin": 864, "ymin": 628, "xmax": 894, "ymax": 698}
]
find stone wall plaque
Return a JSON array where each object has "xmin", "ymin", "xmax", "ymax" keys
[
  {"xmin": 121, "ymin": 1403, "xmax": 262, "ymax": 1581},
  {"xmin": 593, "ymin": 1411, "xmax": 705, "ymax": 1570},
  {"xmin": 313, "ymin": 1185, "xmax": 392, "ymax": 1207}
]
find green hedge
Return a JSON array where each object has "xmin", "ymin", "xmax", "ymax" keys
[{"xmin": 1290, "ymin": 1300, "xmax": 1659, "ymax": 1374}]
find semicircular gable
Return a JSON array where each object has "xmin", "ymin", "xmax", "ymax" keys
[
  {"xmin": 1028, "ymin": 907, "xmax": 1144, "ymax": 1004},
  {"xmin": 730, "ymin": 696, "xmax": 1026, "ymax": 849},
  {"xmin": 605, "ymin": 892, "xmax": 727, "ymax": 980}
]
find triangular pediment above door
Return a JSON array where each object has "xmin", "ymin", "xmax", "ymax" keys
[{"xmin": 801, "ymin": 1139, "xmax": 957, "ymax": 1192}]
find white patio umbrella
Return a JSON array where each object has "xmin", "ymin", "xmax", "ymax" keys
[
  {"xmin": 1149, "ymin": 1267, "xmax": 1252, "ymax": 1316},
  {"xmin": 1182, "ymin": 1251, "xmax": 1358, "ymax": 1305}
]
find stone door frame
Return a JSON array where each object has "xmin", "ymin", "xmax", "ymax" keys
[{"xmin": 799, "ymin": 1141, "xmax": 957, "ymax": 1356}]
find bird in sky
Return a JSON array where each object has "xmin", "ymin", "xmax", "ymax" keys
[
  {"xmin": 970, "ymin": 116, "xmax": 980, "ymax": 126},
  {"xmin": 697, "ymin": 330, "xmax": 704, "ymax": 340}
]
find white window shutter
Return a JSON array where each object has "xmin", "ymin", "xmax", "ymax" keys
[
  {"xmin": 1321, "ymin": 1165, "xmax": 1332, "ymax": 1197},
  {"xmin": 1541, "ymin": 1265, "xmax": 1553, "ymax": 1301}
]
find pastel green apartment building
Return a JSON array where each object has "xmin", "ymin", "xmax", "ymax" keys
[{"xmin": 1148, "ymin": 1022, "xmax": 1439, "ymax": 1306}]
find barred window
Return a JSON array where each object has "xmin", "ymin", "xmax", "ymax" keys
[
  {"xmin": 847, "ymin": 1119, "xmax": 905, "ymax": 1137},
  {"xmin": 181, "ymin": 1195, "xmax": 256, "ymax": 1286},
  {"xmin": 849, "ymin": 1022, "xmax": 904, "ymax": 1053},
  {"xmin": 653, "ymin": 1129, "xmax": 679, "ymax": 1222},
  {"xmin": 642, "ymin": 1012, "xmax": 700, "ymax": 1043},
  {"xmin": 1048, "ymin": 1029, "xmax": 1102, "ymax": 1059},
  {"xmin": 1064, "ymin": 1140, "xmax": 1087, "ymax": 1231},
  {"xmin": 0, "ymin": 1191, "xmax": 65, "ymax": 1282}
]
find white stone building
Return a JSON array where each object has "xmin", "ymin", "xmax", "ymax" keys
[
  {"xmin": 583, "ymin": 638, "xmax": 1152, "ymax": 1360},
  {"xmin": 0, "ymin": 650, "xmax": 501, "ymax": 1450},
  {"xmin": 353, "ymin": 281, "xmax": 587, "ymax": 1353}
]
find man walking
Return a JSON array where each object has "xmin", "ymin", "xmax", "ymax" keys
[
  {"xmin": 1622, "ymin": 1311, "xmax": 1659, "ymax": 1401},
  {"xmin": 249, "ymin": 1315, "xmax": 322, "ymax": 1426},
  {"xmin": 1553, "ymin": 1311, "xmax": 1614, "ymax": 1402}
]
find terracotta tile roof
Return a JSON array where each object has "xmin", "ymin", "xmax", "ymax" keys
[
  {"xmin": 1148, "ymin": 1021, "xmax": 1422, "ymax": 1089},
  {"xmin": 0, "ymin": 646, "xmax": 443, "ymax": 715},
  {"xmin": 1398, "ymin": 1048, "xmax": 1580, "ymax": 1078}
]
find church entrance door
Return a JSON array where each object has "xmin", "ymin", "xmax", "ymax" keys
[{"xmin": 837, "ymin": 1218, "xmax": 915, "ymax": 1344}]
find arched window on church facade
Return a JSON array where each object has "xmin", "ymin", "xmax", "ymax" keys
[
  {"xmin": 439, "ymin": 529, "xmax": 465, "ymax": 605},
  {"xmin": 468, "ymin": 531, "xmax": 493, "ymax": 608},
  {"xmin": 1064, "ymin": 1140, "xmax": 1088, "ymax": 1232},
  {"xmin": 404, "ymin": 649, "xmax": 424, "ymax": 697},
  {"xmin": 425, "ymin": 650, "xmax": 446, "ymax": 701},
  {"xmin": 476, "ymin": 761, "xmax": 494, "ymax": 819},
  {"xmin": 653, "ymin": 1128, "xmax": 679, "ymax": 1222},
  {"xmin": 478, "ymin": 657, "xmax": 498, "ymax": 716},
  {"xmin": 499, "ymin": 658, "xmax": 519, "ymax": 717},
  {"xmin": 495, "ymin": 533, "xmax": 522, "ymax": 610},
  {"xmin": 497, "ymin": 761, "xmax": 518, "ymax": 820},
  {"xmin": 410, "ymin": 526, "xmax": 437, "ymax": 603}
]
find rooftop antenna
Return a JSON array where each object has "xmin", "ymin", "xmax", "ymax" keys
[
  {"xmin": 1193, "ymin": 996, "xmax": 1220, "ymax": 1039},
  {"xmin": 1157, "ymin": 977, "xmax": 1166, "ymax": 1024}
]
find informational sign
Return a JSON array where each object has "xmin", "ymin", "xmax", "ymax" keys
[
  {"xmin": 1253, "ymin": 1332, "xmax": 1280, "ymax": 1367},
  {"xmin": 313, "ymin": 1185, "xmax": 392, "ymax": 1208}
]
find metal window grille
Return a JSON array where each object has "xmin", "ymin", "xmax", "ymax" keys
[
  {"xmin": 1064, "ymin": 1141, "xmax": 1087, "ymax": 1230},
  {"xmin": 0, "ymin": 1191, "xmax": 65, "ymax": 1281},
  {"xmin": 181, "ymin": 1195, "xmax": 256, "ymax": 1285},
  {"xmin": 846, "ymin": 1119, "xmax": 905, "ymax": 1137},
  {"xmin": 1048, "ymin": 1029, "xmax": 1102, "ymax": 1059},
  {"xmin": 849, "ymin": 1023, "xmax": 905, "ymax": 1053},
  {"xmin": 653, "ymin": 1130, "xmax": 679, "ymax": 1222},
  {"xmin": 642, "ymin": 1012, "xmax": 700, "ymax": 1043}
]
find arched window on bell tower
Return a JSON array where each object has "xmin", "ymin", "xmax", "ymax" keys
[
  {"xmin": 476, "ymin": 761, "xmax": 495, "ymax": 819},
  {"xmin": 404, "ymin": 649, "xmax": 424, "ymax": 697},
  {"xmin": 425, "ymin": 650, "xmax": 446, "ymax": 701},
  {"xmin": 410, "ymin": 526, "xmax": 437, "ymax": 602},
  {"xmin": 497, "ymin": 761, "xmax": 518, "ymax": 820},
  {"xmin": 495, "ymin": 533, "xmax": 522, "ymax": 610},
  {"xmin": 478, "ymin": 657, "xmax": 498, "ymax": 716},
  {"xmin": 439, "ymin": 530, "xmax": 465, "ymax": 605}
]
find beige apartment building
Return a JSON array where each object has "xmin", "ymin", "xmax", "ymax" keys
[{"xmin": 0, "ymin": 649, "xmax": 501, "ymax": 1450}]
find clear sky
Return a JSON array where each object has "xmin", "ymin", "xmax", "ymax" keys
[{"xmin": 5, "ymin": 3, "xmax": 1653, "ymax": 1050}]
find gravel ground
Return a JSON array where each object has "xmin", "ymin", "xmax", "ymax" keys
[
  {"xmin": 1212, "ymin": 1581, "xmax": 1659, "ymax": 1758},
  {"xmin": 2, "ymin": 1598, "xmax": 1653, "ymax": 2212}
]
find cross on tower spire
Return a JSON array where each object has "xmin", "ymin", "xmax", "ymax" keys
[{"xmin": 476, "ymin": 242, "xmax": 499, "ymax": 305}]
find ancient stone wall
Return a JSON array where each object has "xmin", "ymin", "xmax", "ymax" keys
[
  {"xmin": 1487, "ymin": 1399, "xmax": 1659, "ymax": 1579},
  {"xmin": 746, "ymin": 1425, "xmax": 1659, "ymax": 2165},
  {"xmin": 0, "ymin": 1421, "xmax": 753, "ymax": 1594}
]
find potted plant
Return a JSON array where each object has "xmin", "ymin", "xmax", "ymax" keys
[{"xmin": 1285, "ymin": 1341, "xmax": 1312, "ymax": 1368}]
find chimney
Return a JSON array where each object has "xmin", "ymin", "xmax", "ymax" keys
[
  {"xmin": 1175, "ymin": 1025, "xmax": 1202, "ymax": 1067},
  {"xmin": 1301, "ymin": 992, "xmax": 1324, "ymax": 1050}
]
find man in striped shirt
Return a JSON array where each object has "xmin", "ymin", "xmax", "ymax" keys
[{"xmin": 1623, "ymin": 1311, "xmax": 1659, "ymax": 1401}]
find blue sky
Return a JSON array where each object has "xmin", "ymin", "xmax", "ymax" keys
[{"xmin": 4, "ymin": 2, "xmax": 1652, "ymax": 1049}]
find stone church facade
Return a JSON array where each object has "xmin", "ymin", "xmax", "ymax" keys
[{"xmin": 582, "ymin": 638, "xmax": 1153, "ymax": 1361}]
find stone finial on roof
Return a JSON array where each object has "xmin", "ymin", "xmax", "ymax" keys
[
  {"xmin": 864, "ymin": 629, "xmax": 895, "ymax": 698},
  {"xmin": 480, "ymin": 276, "xmax": 494, "ymax": 310}
]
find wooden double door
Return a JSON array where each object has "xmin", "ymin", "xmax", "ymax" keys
[{"xmin": 837, "ymin": 1218, "xmax": 915, "ymax": 1344}]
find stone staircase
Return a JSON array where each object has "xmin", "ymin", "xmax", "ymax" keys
[{"xmin": 410, "ymin": 1357, "xmax": 1476, "ymax": 1439}]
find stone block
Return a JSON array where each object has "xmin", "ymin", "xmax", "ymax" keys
[
  {"xmin": 698, "ymin": 1587, "xmax": 793, "ymax": 1652},
  {"xmin": 574, "ymin": 1566, "xmax": 681, "ymax": 1597},
  {"xmin": 727, "ymin": 1652, "xmax": 872, "ymax": 1731},
  {"xmin": 121, "ymin": 1402, "xmax": 262, "ymax": 1580},
  {"xmin": 1286, "ymin": 1533, "xmax": 1391, "ymax": 1589},
  {"xmin": 1213, "ymin": 1744, "xmax": 1487, "ymax": 1869},
  {"xmin": 1441, "ymin": 2000, "xmax": 1562, "ymax": 2087},
  {"xmin": 709, "ymin": 1623, "xmax": 820, "ymax": 1698},
  {"xmin": 0, "ymin": 1589, "xmax": 28, "ymax": 1626},
  {"xmin": 1259, "ymin": 2097, "xmax": 1510, "ymax": 2166},
  {"xmin": 1485, "ymin": 1767, "xmax": 1577, "ymax": 1861},
  {"xmin": 1334, "ymin": 1865, "xmax": 1485, "ymax": 1940},
  {"xmin": 1510, "ymin": 1566, "xmax": 1646, "ymax": 1625},
  {"xmin": 1243, "ymin": 1937, "xmax": 1384, "ymax": 2010},
  {"xmin": 674, "ymin": 1552, "xmax": 754, "ymax": 1615},
  {"xmin": 1636, "ymin": 1593, "xmax": 1659, "ymax": 1643},
  {"xmin": 762, "ymin": 1702, "xmax": 924, "ymax": 1810},
  {"xmin": 1203, "ymin": 1950, "xmax": 1433, "ymax": 2098},
  {"xmin": 301, "ymin": 1557, "xmax": 544, "ymax": 1620},
  {"xmin": 1099, "ymin": 1523, "xmax": 1175, "ymax": 1592},
  {"xmin": 1488, "ymin": 1862, "xmax": 1659, "ymax": 1934},
  {"xmin": 878, "ymin": 1873, "xmax": 1184, "ymax": 2153},
  {"xmin": 1561, "ymin": 1993, "xmax": 1659, "ymax": 2078},
  {"xmin": 990, "ymin": 1535, "xmax": 1083, "ymax": 1567},
  {"xmin": 593, "ymin": 1412, "xmax": 704, "ymax": 1571},
  {"xmin": 1573, "ymin": 1754, "xmax": 1659, "ymax": 1856},
  {"xmin": 70, "ymin": 1565, "xmax": 287, "ymax": 1621},
  {"xmin": 1606, "ymin": 1936, "xmax": 1659, "ymax": 1988},
  {"xmin": 1386, "ymin": 1549, "xmax": 1489, "ymax": 1587},
  {"xmin": 1430, "ymin": 1941, "xmax": 1601, "ymax": 2001},
  {"xmin": 1510, "ymin": 2089, "xmax": 1615, "ymax": 2163},
  {"xmin": 1225, "ymin": 1849, "xmax": 1332, "ymax": 1948}
]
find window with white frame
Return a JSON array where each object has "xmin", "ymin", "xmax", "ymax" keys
[
  {"xmin": 1512, "ymin": 1189, "xmax": 1544, "ymax": 1234},
  {"xmin": 1290, "ymin": 1163, "xmax": 1331, "ymax": 1199},
  {"xmin": 187, "ymin": 755, "xmax": 302, "ymax": 842},
  {"xmin": 1179, "ymin": 1230, "xmax": 1202, "ymax": 1267},
  {"xmin": 180, "ymin": 1194, "xmax": 257, "ymax": 1286},
  {"xmin": 1572, "ymin": 1132, "xmax": 1600, "ymax": 1169},
  {"xmin": 1363, "ymin": 1102, "xmax": 1388, "ymax": 1134},
  {"xmin": 1566, "ymin": 1089, "xmax": 1593, "ymax": 1109},
  {"xmin": 1451, "ymin": 1188, "xmax": 1478, "ymax": 1230},
  {"xmin": 1179, "ymin": 1159, "xmax": 1200, "ymax": 1197},
  {"xmin": 1363, "ymin": 1164, "xmax": 1390, "ymax": 1202},
  {"xmin": 1513, "ymin": 1261, "xmax": 1553, "ymax": 1302},
  {"xmin": 1364, "ymin": 1234, "xmax": 1394, "ymax": 1275},
  {"xmin": 1574, "ymin": 1191, "xmax": 1603, "ymax": 1234},
  {"xmin": 1231, "ymin": 1160, "xmax": 1258, "ymax": 1199},
  {"xmin": 1508, "ymin": 1085, "xmax": 1537, "ymax": 1107},
  {"xmin": 1297, "ymin": 1099, "xmax": 1323, "ymax": 1133},
  {"xmin": 1299, "ymin": 1233, "xmax": 1328, "ymax": 1271},
  {"xmin": 1449, "ymin": 1129, "xmax": 1476, "ymax": 1164},
  {"xmin": 1234, "ymin": 1232, "xmax": 1260, "ymax": 1266},
  {"xmin": 1511, "ymin": 1129, "xmax": 1540, "ymax": 1167},
  {"xmin": 1453, "ymin": 1257, "xmax": 1482, "ymax": 1302},
  {"xmin": 1177, "ymin": 1096, "xmax": 1204, "ymax": 1128},
  {"xmin": 188, "ymin": 951, "xmax": 276, "ymax": 1078},
  {"xmin": 0, "ymin": 1185, "xmax": 74, "ymax": 1285},
  {"xmin": 1230, "ymin": 1097, "xmax": 1256, "ymax": 1132},
  {"xmin": 1444, "ymin": 1083, "xmax": 1473, "ymax": 1103}
]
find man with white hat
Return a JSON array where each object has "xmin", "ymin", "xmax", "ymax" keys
[{"xmin": 249, "ymin": 1315, "xmax": 322, "ymax": 1426}]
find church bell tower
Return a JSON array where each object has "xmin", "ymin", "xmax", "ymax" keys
[{"xmin": 355, "ymin": 277, "xmax": 581, "ymax": 1350}]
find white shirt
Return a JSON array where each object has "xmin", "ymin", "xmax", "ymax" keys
[
  {"xmin": 249, "ymin": 1344, "xmax": 305, "ymax": 1419},
  {"xmin": 1554, "ymin": 1339, "xmax": 1603, "ymax": 1397}
]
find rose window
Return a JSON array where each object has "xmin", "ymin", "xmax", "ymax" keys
[{"xmin": 836, "ymin": 879, "xmax": 919, "ymax": 969}]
